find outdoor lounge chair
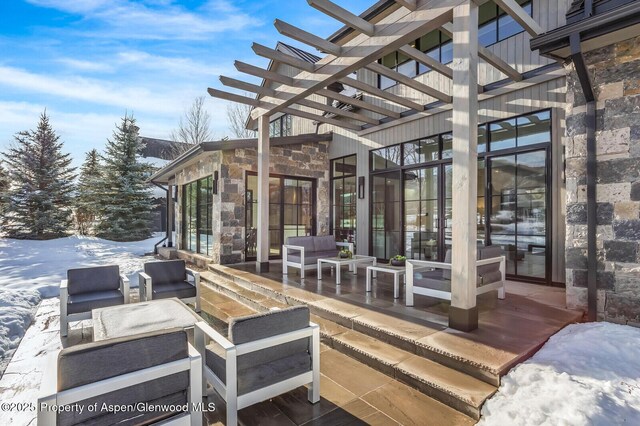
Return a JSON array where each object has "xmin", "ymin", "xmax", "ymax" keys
[
  {"xmin": 406, "ymin": 246, "xmax": 506, "ymax": 306},
  {"xmin": 37, "ymin": 328, "xmax": 203, "ymax": 426},
  {"xmin": 60, "ymin": 265, "xmax": 129, "ymax": 337},
  {"xmin": 194, "ymin": 306, "xmax": 320, "ymax": 426},
  {"xmin": 282, "ymin": 235, "xmax": 354, "ymax": 278},
  {"xmin": 139, "ymin": 259, "xmax": 201, "ymax": 312}
]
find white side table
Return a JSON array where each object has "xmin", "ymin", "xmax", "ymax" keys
[
  {"xmin": 366, "ymin": 264, "xmax": 406, "ymax": 299},
  {"xmin": 317, "ymin": 255, "xmax": 377, "ymax": 285}
]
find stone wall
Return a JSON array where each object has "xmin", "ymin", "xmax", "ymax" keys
[
  {"xmin": 564, "ymin": 36, "xmax": 640, "ymax": 324},
  {"xmin": 219, "ymin": 141, "xmax": 330, "ymax": 264}
]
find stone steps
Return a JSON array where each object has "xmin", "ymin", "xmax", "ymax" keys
[
  {"xmin": 206, "ymin": 264, "xmax": 502, "ymax": 386},
  {"xmin": 201, "ymin": 267, "xmax": 497, "ymax": 420}
]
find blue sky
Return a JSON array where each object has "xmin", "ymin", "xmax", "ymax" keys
[{"xmin": 0, "ymin": 0, "xmax": 372, "ymax": 167}]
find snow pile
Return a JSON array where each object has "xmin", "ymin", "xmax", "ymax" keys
[
  {"xmin": 0, "ymin": 289, "xmax": 41, "ymax": 375},
  {"xmin": 0, "ymin": 234, "xmax": 164, "ymax": 298},
  {"xmin": 480, "ymin": 322, "xmax": 640, "ymax": 425}
]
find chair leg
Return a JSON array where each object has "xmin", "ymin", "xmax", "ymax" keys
[
  {"xmin": 308, "ymin": 326, "xmax": 320, "ymax": 404},
  {"xmin": 498, "ymin": 283, "xmax": 506, "ymax": 300},
  {"xmin": 60, "ymin": 313, "xmax": 68, "ymax": 337}
]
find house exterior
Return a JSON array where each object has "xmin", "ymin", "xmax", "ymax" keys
[{"xmin": 151, "ymin": 0, "xmax": 640, "ymax": 326}]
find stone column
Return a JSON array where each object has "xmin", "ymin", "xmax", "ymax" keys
[
  {"xmin": 256, "ymin": 115, "xmax": 270, "ymax": 273},
  {"xmin": 450, "ymin": 0, "xmax": 479, "ymax": 332},
  {"xmin": 167, "ymin": 183, "xmax": 175, "ymax": 247}
]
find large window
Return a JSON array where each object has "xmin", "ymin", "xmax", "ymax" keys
[
  {"xmin": 182, "ymin": 176, "xmax": 213, "ymax": 256},
  {"xmin": 245, "ymin": 173, "xmax": 315, "ymax": 259},
  {"xmin": 377, "ymin": 0, "xmax": 532, "ymax": 89},
  {"xmin": 369, "ymin": 109, "xmax": 551, "ymax": 283},
  {"xmin": 331, "ymin": 155, "xmax": 357, "ymax": 248},
  {"xmin": 269, "ymin": 114, "xmax": 293, "ymax": 137}
]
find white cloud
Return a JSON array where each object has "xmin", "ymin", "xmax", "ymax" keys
[
  {"xmin": 56, "ymin": 58, "xmax": 115, "ymax": 73},
  {"xmin": 25, "ymin": 0, "xmax": 262, "ymax": 40}
]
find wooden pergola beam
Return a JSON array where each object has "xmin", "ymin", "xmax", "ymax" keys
[
  {"xmin": 307, "ymin": 0, "xmax": 375, "ymax": 36},
  {"xmin": 440, "ymin": 23, "xmax": 523, "ymax": 81},
  {"xmin": 282, "ymin": 106, "xmax": 363, "ymax": 130},
  {"xmin": 274, "ymin": 19, "xmax": 342, "ymax": 56},
  {"xmin": 250, "ymin": 0, "xmax": 458, "ymax": 120},
  {"xmin": 366, "ymin": 62, "xmax": 453, "ymax": 103},
  {"xmin": 340, "ymin": 76, "xmax": 424, "ymax": 111},
  {"xmin": 493, "ymin": 0, "xmax": 543, "ymax": 37},
  {"xmin": 234, "ymin": 61, "xmax": 294, "ymax": 86},
  {"xmin": 317, "ymin": 88, "xmax": 402, "ymax": 119},
  {"xmin": 220, "ymin": 76, "xmax": 276, "ymax": 97},
  {"xmin": 252, "ymin": 43, "xmax": 317, "ymax": 73},
  {"xmin": 399, "ymin": 45, "xmax": 453, "ymax": 78},
  {"xmin": 208, "ymin": 88, "xmax": 260, "ymax": 106},
  {"xmin": 393, "ymin": 0, "xmax": 417, "ymax": 11}
]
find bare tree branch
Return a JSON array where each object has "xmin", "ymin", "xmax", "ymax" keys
[
  {"xmin": 169, "ymin": 96, "xmax": 213, "ymax": 158},
  {"xmin": 226, "ymin": 100, "xmax": 257, "ymax": 139}
]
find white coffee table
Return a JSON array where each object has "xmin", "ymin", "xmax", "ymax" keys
[
  {"xmin": 317, "ymin": 255, "xmax": 377, "ymax": 285},
  {"xmin": 92, "ymin": 298, "xmax": 201, "ymax": 342},
  {"xmin": 366, "ymin": 264, "xmax": 406, "ymax": 299}
]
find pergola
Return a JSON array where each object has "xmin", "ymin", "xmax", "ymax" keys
[{"xmin": 208, "ymin": 0, "xmax": 548, "ymax": 331}]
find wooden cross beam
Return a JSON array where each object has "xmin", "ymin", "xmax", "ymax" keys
[
  {"xmin": 252, "ymin": 43, "xmax": 317, "ymax": 73},
  {"xmin": 340, "ymin": 75, "xmax": 425, "ymax": 111},
  {"xmin": 317, "ymin": 88, "xmax": 402, "ymax": 119},
  {"xmin": 440, "ymin": 23, "xmax": 522, "ymax": 81},
  {"xmin": 234, "ymin": 61, "xmax": 294, "ymax": 86},
  {"xmin": 250, "ymin": 0, "xmax": 458, "ymax": 120},
  {"xmin": 393, "ymin": 0, "xmax": 417, "ymax": 11},
  {"xmin": 366, "ymin": 62, "xmax": 453, "ymax": 103},
  {"xmin": 220, "ymin": 76, "xmax": 276, "ymax": 97},
  {"xmin": 307, "ymin": 0, "xmax": 375, "ymax": 36},
  {"xmin": 207, "ymin": 88, "xmax": 362, "ymax": 131},
  {"xmin": 493, "ymin": 0, "xmax": 543, "ymax": 37},
  {"xmin": 274, "ymin": 19, "xmax": 342, "ymax": 56}
]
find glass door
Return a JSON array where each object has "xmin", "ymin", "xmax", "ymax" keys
[
  {"xmin": 371, "ymin": 171, "xmax": 402, "ymax": 259},
  {"xmin": 245, "ymin": 174, "xmax": 316, "ymax": 260},
  {"xmin": 487, "ymin": 149, "xmax": 548, "ymax": 281},
  {"xmin": 404, "ymin": 166, "xmax": 440, "ymax": 260}
]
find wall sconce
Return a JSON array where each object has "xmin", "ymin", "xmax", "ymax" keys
[
  {"xmin": 358, "ymin": 176, "xmax": 365, "ymax": 199},
  {"xmin": 213, "ymin": 171, "xmax": 219, "ymax": 195}
]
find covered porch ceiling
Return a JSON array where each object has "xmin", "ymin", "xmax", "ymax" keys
[{"xmin": 208, "ymin": 0, "xmax": 552, "ymax": 135}]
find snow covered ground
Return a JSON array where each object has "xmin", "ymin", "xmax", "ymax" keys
[
  {"xmin": 480, "ymin": 322, "xmax": 640, "ymax": 425},
  {"xmin": 0, "ymin": 233, "xmax": 165, "ymax": 298},
  {"xmin": 0, "ymin": 289, "xmax": 40, "ymax": 375}
]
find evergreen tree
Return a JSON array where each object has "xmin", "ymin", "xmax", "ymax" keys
[
  {"xmin": 75, "ymin": 149, "xmax": 102, "ymax": 235},
  {"xmin": 95, "ymin": 114, "xmax": 154, "ymax": 241},
  {"xmin": 1, "ymin": 112, "xmax": 76, "ymax": 239},
  {"xmin": 0, "ymin": 161, "xmax": 8, "ymax": 218}
]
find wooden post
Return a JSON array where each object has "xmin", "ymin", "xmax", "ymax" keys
[
  {"xmin": 167, "ymin": 183, "xmax": 174, "ymax": 247},
  {"xmin": 450, "ymin": 0, "xmax": 479, "ymax": 332},
  {"xmin": 256, "ymin": 115, "xmax": 270, "ymax": 273}
]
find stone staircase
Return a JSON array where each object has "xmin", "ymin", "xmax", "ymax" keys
[{"xmin": 200, "ymin": 265, "xmax": 502, "ymax": 420}]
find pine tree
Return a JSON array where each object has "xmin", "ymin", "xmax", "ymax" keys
[
  {"xmin": 75, "ymin": 149, "xmax": 103, "ymax": 235},
  {"xmin": 1, "ymin": 112, "xmax": 76, "ymax": 239},
  {"xmin": 95, "ymin": 114, "xmax": 154, "ymax": 241},
  {"xmin": 0, "ymin": 161, "xmax": 9, "ymax": 218}
]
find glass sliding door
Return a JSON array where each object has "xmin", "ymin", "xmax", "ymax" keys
[
  {"xmin": 245, "ymin": 173, "xmax": 316, "ymax": 260},
  {"xmin": 404, "ymin": 166, "xmax": 439, "ymax": 260},
  {"xmin": 371, "ymin": 172, "xmax": 402, "ymax": 259},
  {"xmin": 182, "ymin": 176, "xmax": 213, "ymax": 256}
]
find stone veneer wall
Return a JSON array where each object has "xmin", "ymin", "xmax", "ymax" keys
[
  {"xmin": 219, "ymin": 141, "xmax": 330, "ymax": 264},
  {"xmin": 564, "ymin": 35, "xmax": 640, "ymax": 324}
]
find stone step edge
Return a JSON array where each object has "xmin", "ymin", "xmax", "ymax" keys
[
  {"xmin": 202, "ymin": 269, "xmax": 495, "ymax": 419},
  {"xmin": 207, "ymin": 264, "xmax": 501, "ymax": 385}
]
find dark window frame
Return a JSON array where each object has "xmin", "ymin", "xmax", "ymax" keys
[
  {"xmin": 269, "ymin": 114, "xmax": 293, "ymax": 138},
  {"xmin": 330, "ymin": 154, "xmax": 358, "ymax": 249},
  {"xmin": 181, "ymin": 176, "xmax": 213, "ymax": 256}
]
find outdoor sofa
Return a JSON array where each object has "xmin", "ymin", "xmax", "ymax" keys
[
  {"xmin": 406, "ymin": 245, "xmax": 506, "ymax": 306},
  {"xmin": 282, "ymin": 235, "xmax": 354, "ymax": 278},
  {"xmin": 139, "ymin": 259, "xmax": 201, "ymax": 312},
  {"xmin": 60, "ymin": 265, "xmax": 129, "ymax": 337},
  {"xmin": 37, "ymin": 328, "xmax": 202, "ymax": 426},
  {"xmin": 194, "ymin": 306, "xmax": 320, "ymax": 426}
]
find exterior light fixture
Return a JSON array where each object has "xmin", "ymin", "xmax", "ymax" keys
[
  {"xmin": 358, "ymin": 176, "xmax": 365, "ymax": 199},
  {"xmin": 213, "ymin": 171, "xmax": 219, "ymax": 194}
]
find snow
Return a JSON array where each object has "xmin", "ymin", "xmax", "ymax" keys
[
  {"xmin": 0, "ymin": 289, "xmax": 41, "ymax": 375},
  {"xmin": 480, "ymin": 322, "xmax": 640, "ymax": 425},
  {"xmin": 0, "ymin": 233, "xmax": 165, "ymax": 298}
]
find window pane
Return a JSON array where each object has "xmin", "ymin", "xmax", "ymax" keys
[
  {"xmin": 516, "ymin": 151, "xmax": 546, "ymax": 194},
  {"xmin": 479, "ymin": 1, "xmax": 498, "ymax": 24},
  {"xmin": 491, "ymin": 155, "xmax": 516, "ymax": 192},
  {"xmin": 441, "ymin": 133, "xmax": 453, "ymax": 159},
  {"xmin": 478, "ymin": 125, "xmax": 487, "ymax": 153},
  {"xmin": 343, "ymin": 154, "xmax": 357, "ymax": 174},
  {"xmin": 404, "ymin": 138, "xmax": 438, "ymax": 165},
  {"xmin": 419, "ymin": 30, "xmax": 440, "ymax": 52},
  {"xmin": 490, "ymin": 119, "xmax": 516, "ymax": 150},
  {"xmin": 381, "ymin": 52, "xmax": 396, "ymax": 68},
  {"xmin": 440, "ymin": 41, "xmax": 453, "ymax": 64},
  {"xmin": 404, "ymin": 171, "xmax": 420, "ymax": 201},
  {"xmin": 398, "ymin": 59, "xmax": 417, "ymax": 78},
  {"xmin": 379, "ymin": 75, "xmax": 395, "ymax": 90},
  {"xmin": 386, "ymin": 145, "xmax": 401, "ymax": 168},
  {"xmin": 479, "ymin": 21, "xmax": 497, "ymax": 47},
  {"xmin": 498, "ymin": 13, "xmax": 522, "ymax": 40},
  {"xmin": 516, "ymin": 111, "xmax": 551, "ymax": 146}
]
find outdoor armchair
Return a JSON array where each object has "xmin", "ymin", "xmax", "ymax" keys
[
  {"xmin": 60, "ymin": 265, "xmax": 129, "ymax": 337},
  {"xmin": 282, "ymin": 235, "xmax": 354, "ymax": 278},
  {"xmin": 37, "ymin": 328, "xmax": 203, "ymax": 426},
  {"xmin": 139, "ymin": 259, "xmax": 201, "ymax": 312},
  {"xmin": 194, "ymin": 306, "xmax": 320, "ymax": 426}
]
